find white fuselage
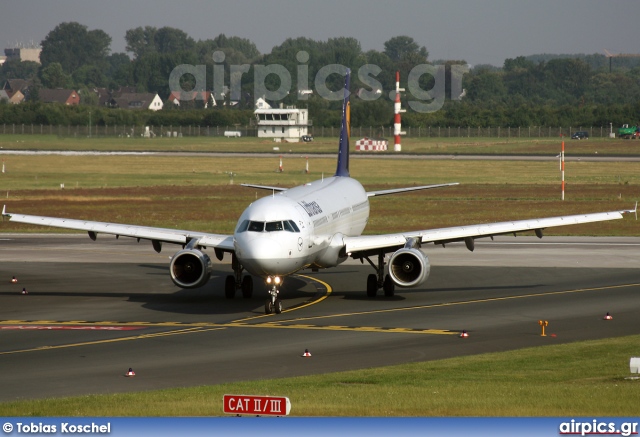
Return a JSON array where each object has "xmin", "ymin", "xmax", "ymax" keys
[{"xmin": 233, "ymin": 176, "xmax": 369, "ymax": 277}]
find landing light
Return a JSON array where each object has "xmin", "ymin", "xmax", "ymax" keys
[{"xmin": 266, "ymin": 276, "xmax": 282, "ymax": 285}]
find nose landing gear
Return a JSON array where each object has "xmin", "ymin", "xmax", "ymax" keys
[
  {"xmin": 264, "ymin": 276, "xmax": 283, "ymax": 314},
  {"xmin": 265, "ymin": 289, "xmax": 283, "ymax": 314}
]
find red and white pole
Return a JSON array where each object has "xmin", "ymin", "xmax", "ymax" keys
[
  {"xmin": 561, "ymin": 140, "xmax": 565, "ymax": 200},
  {"xmin": 394, "ymin": 71, "xmax": 406, "ymax": 152}
]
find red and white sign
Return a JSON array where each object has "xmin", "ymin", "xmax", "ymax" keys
[
  {"xmin": 355, "ymin": 137, "xmax": 388, "ymax": 151},
  {"xmin": 223, "ymin": 395, "xmax": 291, "ymax": 416}
]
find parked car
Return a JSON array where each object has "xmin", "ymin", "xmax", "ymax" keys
[
  {"xmin": 571, "ymin": 131, "xmax": 589, "ymax": 140},
  {"xmin": 301, "ymin": 135, "xmax": 314, "ymax": 142}
]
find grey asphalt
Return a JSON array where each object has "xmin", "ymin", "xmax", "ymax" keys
[
  {"xmin": 3, "ymin": 150, "xmax": 640, "ymax": 162},
  {"xmin": 0, "ymin": 235, "xmax": 639, "ymax": 402}
]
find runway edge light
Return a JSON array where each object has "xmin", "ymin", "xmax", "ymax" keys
[
  {"xmin": 21, "ymin": 287, "xmax": 28, "ymax": 295},
  {"xmin": 11, "ymin": 276, "xmax": 17, "ymax": 283},
  {"xmin": 604, "ymin": 312, "xmax": 613, "ymax": 320},
  {"xmin": 125, "ymin": 368, "xmax": 136, "ymax": 377},
  {"xmin": 459, "ymin": 330, "xmax": 469, "ymax": 338},
  {"xmin": 302, "ymin": 349, "xmax": 311, "ymax": 357},
  {"xmin": 538, "ymin": 320, "xmax": 548, "ymax": 336}
]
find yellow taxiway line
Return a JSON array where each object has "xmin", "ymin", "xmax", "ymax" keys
[
  {"xmin": 278, "ymin": 282, "xmax": 640, "ymax": 323},
  {"xmin": 0, "ymin": 326, "xmax": 226, "ymax": 356},
  {"xmin": 3, "ymin": 281, "xmax": 637, "ymax": 355}
]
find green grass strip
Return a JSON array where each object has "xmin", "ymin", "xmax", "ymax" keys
[{"xmin": 2, "ymin": 335, "xmax": 639, "ymax": 416}]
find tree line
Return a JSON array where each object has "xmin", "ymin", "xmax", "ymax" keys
[{"xmin": 1, "ymin": 22, "xmax": 639, "ymax": 128}]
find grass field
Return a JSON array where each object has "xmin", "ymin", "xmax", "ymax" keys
[
  {"xmin": 1, "ymin": 335, "xmax": 639, "ymax": 416},
  {"xmin": 1, "ymin": 154, "xmax": 638, "ymax": 235},
  {"xmin": 2, "ymin": 134, "xmax": 640, "ymax": 155}
]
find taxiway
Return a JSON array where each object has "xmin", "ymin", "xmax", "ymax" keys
[{"xmin": 1, "ymin": 234, "xmax": 639, "ymax": 402}]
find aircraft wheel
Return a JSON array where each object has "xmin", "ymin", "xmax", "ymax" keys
[
  {"xmin": 275, "ymin": 299, "xmax": 283, "ymax": 314},
  {"xmin": 241, "ymin": 276, "xmax": 253, "ymax": 299},
  {"xmin": 225, "ymin": 275, "xmax": 235, "ymax": 299},
  {"xmin": 265, "ymin": 300, "xmax": 274, "ymax": 314},
  {"xmin": 383, "ymin": 274, "xmax": 395, "ymax": 297},
  {"xmin": 366, "ymin": 274, "xmax": 378, "ymax": 298}
]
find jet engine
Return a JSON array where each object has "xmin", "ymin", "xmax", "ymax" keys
[
  {"xmin": 313, "ymin": 233, "xmax": 347, "ymax": 268},
  {"xmin": 388, "ymin": 247, "xmax": 431, "ymax": 288},
  {"xmin": 170, "ymin": 249, "xmax": 213, "ymax": 289}
]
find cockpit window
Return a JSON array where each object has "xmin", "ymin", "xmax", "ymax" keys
[
  {"xmin": 284, "ymin": 220, "xmax": 300, "ymax": 232},
  {"xmin": 236, "ymin": 220, "xmax": 250, "ymax": 233},
  {"xmin": 265, "ymin": 221, "xmax": 284, "ymax": 232},
  {"xmin": 248, "ymin": 221, "xmax": 265, "ymax": 232},
  {"xmin": 241, "ymin": 219, "xmax": 300, "ymax": 233}
]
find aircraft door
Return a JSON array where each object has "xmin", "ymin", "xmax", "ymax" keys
[{"xmin": 294, "ymin": 205, "xmax": 314, "ymax": 250}]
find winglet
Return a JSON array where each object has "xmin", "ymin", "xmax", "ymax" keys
[
  {"xmin": 1, "ymin": 204, "xmax": 8, "ymax": 220},
  {"xmin": 622, "ymin": 201, "xmax": 638, "ymax": 220},
  {"xmin": 334, "ymin": 68, "xmax": 351, "ymax": 177}
]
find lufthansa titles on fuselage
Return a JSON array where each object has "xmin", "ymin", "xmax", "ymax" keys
[{"xmin": 298, "ymin": 200, "xmax": 323, "ymax": 217}]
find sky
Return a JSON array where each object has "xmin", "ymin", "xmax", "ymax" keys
[{"xmin": 1, "ymin": 0, "xmax": 638, "ymax": 67}]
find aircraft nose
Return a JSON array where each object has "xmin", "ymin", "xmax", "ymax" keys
[
  {"xmin": 244, "ymin": 236, "xmax": 282, "ymax": 259},
  {"xmin": 236, "ymin": 236, "xmax": 288, "ymax": 276}
]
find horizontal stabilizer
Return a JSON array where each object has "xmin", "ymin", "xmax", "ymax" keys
[
  {"xmin": 367, "ymin": 183, "xmax": 458, "ymax": 197},
  {"xmin": 240, "ymin": 184, "xmax": 288, "ymax": 192}
]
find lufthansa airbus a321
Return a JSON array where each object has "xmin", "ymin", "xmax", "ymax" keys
[{"xmin": 2, "ymin": 70, "xmax": 636, "ymax": 314}]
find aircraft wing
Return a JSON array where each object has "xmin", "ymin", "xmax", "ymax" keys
[
  {"xmin": 367, "ymin": 183, "xmax": 459, "ymax": 197},
  {"xmin": 1, "ymin": 206, "xmax": 234, "ymax": 252},
  {"xmin": 344, "ymin": 207, "xmax": 636, "ymax": 256}
]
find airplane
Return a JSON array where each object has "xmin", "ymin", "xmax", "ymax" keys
[{"xmin": 2, "ymin": 70, "xmax": 637, "ymax": 315}]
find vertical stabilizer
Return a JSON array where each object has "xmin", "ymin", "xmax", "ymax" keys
[{"xmin": 334, "ymin": 69, "xmax": 351, "ymax": 177}]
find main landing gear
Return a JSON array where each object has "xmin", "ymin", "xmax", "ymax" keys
[
  {"xmin": 225, "ymin": 253, "xmax": 253, "ymax": 299},
  {"xmin": 363, "ymin": 252, "xmax": 395, "ymax": 298},
  {"xmin": 264, "ymin": 276, "xmax": 283, "ymax": 315}
]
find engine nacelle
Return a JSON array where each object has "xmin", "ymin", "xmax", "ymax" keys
[
  {"xmin": 313, "ymin": 233, "xmax": 347, "ymax": 268},
  {"xmin": 170, "ymin": 249, "xmax": 212, "ymax": 289},
  {"xmin": 388, "ymin": 248, "xmax": 431, "ymax": 288}
]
